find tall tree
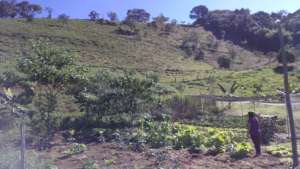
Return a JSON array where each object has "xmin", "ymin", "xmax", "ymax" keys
[
  {"xmin": 152, "ymin": 14, "xmax": 169, "ymax": 31},
  {"xmin": 190, "ymin": 5, "xmax": 209, "ymax": 20},
  {"xmin": 125, "ymin": 9, "xmax": 150, "ymax": 24},
  {"xmin": 0, "ymin": 0, "xmax": 17, "ymax": 18},
  {"xmin": 45, "ymin": 7, "xmax": 52, "ymax": 19},
  {"xmin": 16, "ymin": 1, "xmax": 42, "ymax": 21},
  {"xmin": 88, "ymin": 10, "xmax": 99, "ymax": 21},
  {"xmin": 17, "ymin": 39, "xmax": 86, "ymax": 148},
  {"xmin": 107, "ymin": 11, "xmax": 118, "ymax": 22}
]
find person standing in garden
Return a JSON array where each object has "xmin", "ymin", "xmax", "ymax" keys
[{"xmin": 248, "ymin": 111, "xmax": 261, "ymax": 157}]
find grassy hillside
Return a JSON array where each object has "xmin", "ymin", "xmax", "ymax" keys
[
  {"xmin": 0, "ymin": 19, "xmax": 272, "ymax": 70},
  {"xmin": 1, "ymin": 19, "xmax": 299, "ymax": 97}
]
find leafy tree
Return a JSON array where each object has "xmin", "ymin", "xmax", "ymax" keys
[
  {"xmin": 17, "ymin": 39, "xmax": 86, "ymax": 148},
  {"xmin": 252, "ymin": 11, "xmax": 274, "ymax": 28},
  {"xmin": 165, "ymin": 19, "xmax": 177, "ymax": 33},
  {"xmin": 107, "ymin": 11, "xmax": 118, "ymax": 22},
  {"xmin": 57, "ymin": 13, "xmax": 69, "ymax": 24},
  {"xmin": 125, "ymin": 9, "xmax": 150, "ymax": 24},
  {"xmin": 190, "ymin": 5, "xmax": 209, "ymax": 20},
  {"xmin": 88, "ymin": 10, "xmax": 99, "ymax": 21},
  {"xmin": 152, "ymin": 14, "xmax": 169, "ymax": 31},
  {"xmin": 0, "ymin": 0, "xmax": 17, "ymax": 18},
  {"xmin": 44, "ymin": 7, "xmax": 52, "ymax": 19},
  {"xmin": 180, "ymin": 32, "xmax": 200, "ymax": 57},
  {"xmin": 16, "ymin": 1, "xmax": 42, "ymax": 21},
  {"xmin": 71, "ymin": 70, "xmax": 162, "ymax": 127}
]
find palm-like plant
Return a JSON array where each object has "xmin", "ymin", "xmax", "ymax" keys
[{"xmin": 217, "ymin": 81, "xmax": 239, "ymax": 109}]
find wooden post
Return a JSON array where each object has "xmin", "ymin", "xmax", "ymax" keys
[
  {"xmin": 279, "ymin": 25, "xmax": 299, "ymax": 167},
  {"xmin": 20, "ymin": 112, "xmax": 26, "ymax": 169}
]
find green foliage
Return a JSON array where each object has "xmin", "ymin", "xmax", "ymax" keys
[
  {"xmin": 143, "ymin": 120, "xmax": 174, "ymax": 148},
  {"xmin": 83, "ymin": 160, "xmax": 99, "ymax": 169},
  {"xmin": 266, "ymin": 145, "xmax": 292, "ymax": 158},
  {"xmin": 173, "ymin": 124, "xmax": 205, "ymax": 151},
  {"xmin": 17, "ymin": 39, "xmax": 86, "ymax": 86},
  {"xmin": 206, "ymin": 128, "xmax": 226, "ymax": 153},
  {"xmin": 104, "ymin": 159, "xmax": 114, "ymax": 166},
  {"xmin": 17, "ymin": 39, "xmax": 86, "ymax": 147},
  {"xmin": 230, "ymin": 142, "xmax": 252, "ymax": 159},
  {"xmin": 136, "ymin": 119, "xmax": 248, "ymax": 155},
  {"xmin": 64, "ymin": 143, "xmax": 87, "ymax": 156},
  {"xmin": 71, "ymin": 70, "xmax": 164, "ymax": 126}
]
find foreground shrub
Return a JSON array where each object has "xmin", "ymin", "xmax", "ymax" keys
[
  {"xmin": 64, "ymin": 143, "xmax": 87, "ymax": 156},
  {"xmin": 173, "ymin": 124, "xmax": 205, "ymax": 151}
]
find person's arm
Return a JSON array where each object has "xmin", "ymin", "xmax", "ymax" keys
[{"xmin": 247, "ymin": 120, "xmax": 251, "ymax": 138}]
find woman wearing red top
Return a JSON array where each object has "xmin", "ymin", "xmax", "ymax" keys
[{"xmin": 248, "ymin": 111, "xmax": 261, "ymax": 157}]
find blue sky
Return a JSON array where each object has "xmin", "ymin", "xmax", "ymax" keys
[{"xmin": 29, "ymin": 0, "xmax": 300, "ymax": 22}]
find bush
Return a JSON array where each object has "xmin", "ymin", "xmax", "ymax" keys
[
  {"xmin": 173, "ymin": 124, "xmax": 205, "ymax": 152},
  {"xmin": 83, "ymin": 160, "xmax": 99, "ymax": 169},
  {"xmin": 116, "ymin": 25, "xmax": 137, "ymax": 36},
  {"xmin": 143, "ymin": 120, "xmax": 174, "ymax": 148},
  {"xmin": 230, "ymin": 143, "xmax": 252, "ymax": 159},
  {"xmin": 217, "ymin": 56, "xmax": 231, "ymax": 69},
  {"xmin": 259, "ymin": 116, "xmax": 277, "ymax": 145},
  {"xmin": 64, "ymin": 143, "xmax": 87, "ymax": 156},
  {"xmin": 58, "ymin": 14, "xmax": 70, "ymax": 24}
]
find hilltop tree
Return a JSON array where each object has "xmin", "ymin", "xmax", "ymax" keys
[
  {"xmin": 45, "ymin": 7, "xmax": 52, "ymax": 19},
  {"xmin": 252, "ymin": 11, "xmax": 274, "ymax": 28},
  {"xmin": 58, "ymin": 13, "xmax": 69, "ymax": 24},
  {"xmin": 190, "ymin": 5, "xmax": 209, "ymax": 21},
  {"xmin": 88, "ymin": 10, "xmax": 99, "ymax": 21},
  {"xmin": 107, "ymin": 11, "xmax": 118, "ymax": 22},
  {"xmin": 0, "ymin": 0, "xmax": 17, "ymax": 18},
  {"xmin": 125, "ymin": 8, "xmax": 150, "ymax": 24},
  {"xmin": 152, "ymin": 14, "xmax": 169, "ymax": 31},
  {"xmin": 16, "ymin": 1, "xmax": 42, "ymax": 21}
]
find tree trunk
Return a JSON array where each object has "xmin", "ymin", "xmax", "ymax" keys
[{"xmin": 279, "ymin": 25, "xmax": 299, "ymax": 168}]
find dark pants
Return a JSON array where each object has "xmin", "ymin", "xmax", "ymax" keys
[{"xmin": 251, "ymin": 134, "xmax": 261, "ymax": 155}]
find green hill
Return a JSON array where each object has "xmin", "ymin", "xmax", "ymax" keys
[
  {"xmin": 1, "ymin": 19, "xmax": 299, "ymax": 97},
  {"xmin": 0, "ymin": 19, "xmax": 272, "ymax": 71}
]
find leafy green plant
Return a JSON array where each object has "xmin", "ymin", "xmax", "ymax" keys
[
  {"xmin": 64, "ymin": 143, "xmax": 87, "ymax": 156},
  {"xmin": 83, "ymin": 160, "xmax": 99, "ymax": 169},
  {"xmin": 143, "ymin": 120, "xmax": 174, "ymax": 148},
  {"xmin": 206, "ymin": 129, "xmax": 226, "ymax": 154},
  {"xmin": 173, "ymin": 124, "xmax": 205, "ymax": 151},
  {"xmin": 266, "ymin": 145, "xmax": 292, "ymax": 158},
  {"xmin": 104, "ymin": 159, "xmax": 114, "ymax": 166},
  {"xmin": 230, "ymin": 142, "xmax": 252, "ymax": 159}
]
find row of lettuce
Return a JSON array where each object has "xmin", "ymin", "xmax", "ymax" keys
[{"xmin": 63, "ymin": 120, "xmax": 252, "ymax": 160}]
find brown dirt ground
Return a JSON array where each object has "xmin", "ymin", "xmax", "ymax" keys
[{"xmin": 42, "ymin": 133, "xmax": 291, "ymax": 169}]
